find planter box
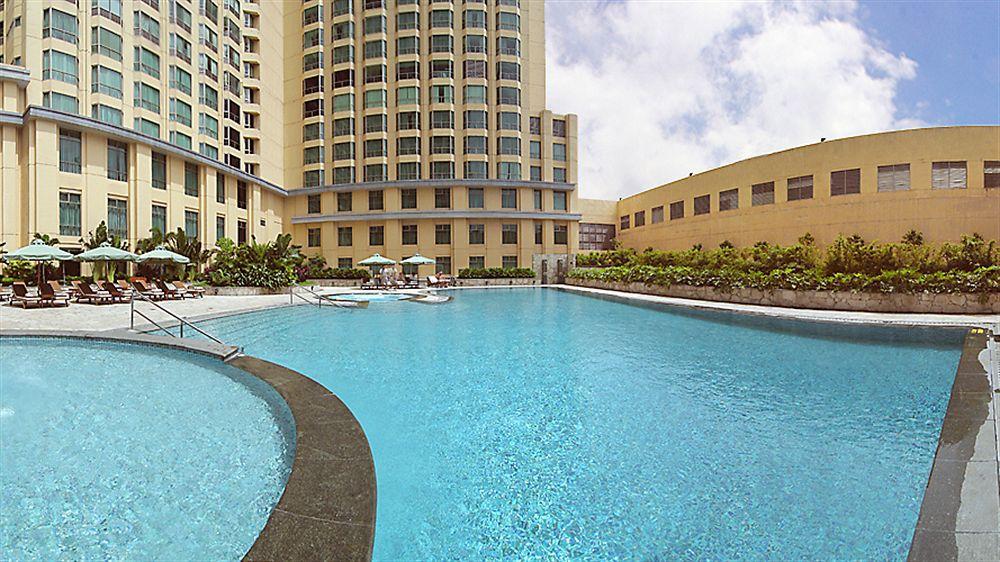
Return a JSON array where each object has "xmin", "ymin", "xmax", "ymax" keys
[
  {"xmin": 452, "ymin": 278, "xmax": 537, "ymax": 287},
  {"xmin": 566, "ymin": 278, "xmax": 1000, "ymax": 314}
]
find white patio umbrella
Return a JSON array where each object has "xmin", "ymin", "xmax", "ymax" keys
[
  {"xmin": 136, "ymin": 244, "xmax": 190, "ymax": 279},
  {"xmin": 401, "ymin": 253, "xmax": 436, "ymax": 277},
  {"xmin": 357, "ymin": 253, "xmax": 396, "ymax": 266},
  {"xmin": 75, "ymin": 242, "xmax": 138, "ymax": 282},
  {"xmin": 3, "ymin": 239, "xmax": 73, "ymax": 285}
]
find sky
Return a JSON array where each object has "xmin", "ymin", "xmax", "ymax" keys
[{"xmin": 545, "ymin": 0, "xmax": 1000, "ymax": 200}]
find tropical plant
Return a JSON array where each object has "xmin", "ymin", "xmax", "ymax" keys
[
  {"xmin": 202, "ymin": 235, "xmax": 301, "ymax": 288},
  {"xmin": 32, "ymin": 232, "xmax": 61, "ymax": 246},
  {"xmin": 79, "ymin": 221, "xmax": 130, "ymax": 281},
  {"xmin": 458, "ymin": 267, "xmax": 536, "ymax": 279}
]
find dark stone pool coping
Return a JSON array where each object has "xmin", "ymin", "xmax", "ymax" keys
[
  {"xmin": 0, "ymin": 330, "xmax": 377, "ymax": 562},
  {"xmin": 909, "ymin": 329, "xmax": 998, "ymax": 561}
]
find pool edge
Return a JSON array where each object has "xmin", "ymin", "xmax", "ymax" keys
[
  {"xmin": 0, "ymin": 330, "xmax": 377, "ymax": 562},
  {"xmin": 909, "ymin": 329, "xmax": 999, "ymax": 561}
]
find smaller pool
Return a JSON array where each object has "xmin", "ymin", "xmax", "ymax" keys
[{"xmin": 329, "ymin": 292, "xmax": 413, "ymax": 302}]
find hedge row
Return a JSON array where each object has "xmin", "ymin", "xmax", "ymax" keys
[{"xmin": 458, "ymin": 267, "xmax": 536, "ymax": 279}]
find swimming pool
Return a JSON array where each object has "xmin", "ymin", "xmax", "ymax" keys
[
  {"xmin": 0, "ymin": 338, "xmax": 294, "ymax": 560},
  {"xmin": 198, "ymin": 288, "xmax": 961, "ymax": 559},
  {"xmin": 325, "ymin": 291, "xmax": 413, "ymax": 302}
]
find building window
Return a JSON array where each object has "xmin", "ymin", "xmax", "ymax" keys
[
  {"xmin": 237, "ymin": 181, "xmax": 248, "ymax": 209},
  {"xmin": 530, "ymin": 166, "xmax": 542, "ymax": 181},
  {"xmin": 534, "ymin": 223, "xmax": 543, "ymax": 244},
  {"xmin": 184, "ymin": 210, "xmax": 199, "ymax": 239},
  {"xmin": 651, "ymin": 206, "xmax": 664, "ymax": 223},
  {"xmin": 502, "ymin": 224, "xmax": 517, "ymax": 244},
  {"xmin": 43, "ymin": 8, "xmax": 79, "ymax": 44},
  {"xmin": 985, "ymin": 161, "xmax": 1000, "ymax": 189},
  {"xmin": 338, "ymin": 258, "xmax": 353, "ymax": 269},
  {"xmin": 435, "ymin": 224, "xmax": 451, "ymax": 244},
  {"xmin": 501, "ymin": 188, "xmax": 517, "ymax": 209},
  {"xmin": 553, "ymin": 191, "xmax": 568, "ymax": 211},
  {"xmin": 435, "ymin": 256, "xmax": 452, "ymax": 275},
  {"xmin": 465, "ymin": 161, "xmax": 488, "ymax": 180},
  {"xmin": 620, "ymin": 215, "xmax": 630, "ymax": 230},
  {"xmin": 369, "ymin": 225, "xmax": 384, "ymax": 246},
  {"xmin": 502, "ymin": 255, "xmax": 518, "ymax": 269},
  {"xmin": 107, "ymin": 198, "xmax": 128, "ymax": 239},
  {"xmin": 338, "ymin": 226, "xmax": 352, "ymax": 246},
  {"xmin": 751, "ymin": 182, "xmax": 775, "ymax": 206},
  {"xmin": 338, "ymin": 192, "xmax": 353, "ymax": 212},
  {"xmin": 692, "ymin": 195, "xmax": 709, "ymax": 215},
  {"xmin": 107, "ymin": 141, "xmax": 128, "ymax": 181},
  {"xmin": 830, "ymin": 168, "xmax": 861, "ymax": 196},
  {"xmin": 719, "ymin": 188, "xmax": 739, "ymax": 211},
  {"xmin": 468, "ymin": 256, "xmax": 485, "ymax": 269},
  {"xmin": 875, "ymin": 164, "xmax": 910, "ymax": 192},
  {"xmin": 59, "ymin": 191, "xmax": 81, "ymax": 236},
  {"xmin": 401, "ymin": 189, "xmax": 417, "ymax": 209},
  {"xmin": 669, "ymin": 201, "xmax": 684, "ymax": 220},
  {"xmin": 237, "ymin": 219, "xmax": 247, "ymax": 244},
  {"xmin": 931, "ymin": 161, "xmax": 967, "ymax": 189},
  {"xmin": 435, "ymin": 188, "xmax": 451, "ymax": 208},
  {"xmin": 152, "ymin": 204, "xmax": 167, "ymax": 236},
  {"xmin": 634, "ymin": 210, "xmax": 645, "ymax": 227},
  {"xmin": 468, "ymin": 188, "xmax": 484, "ymax": 208},
  {"xmin": 402, "ymin": 224, "xmax": 417, "ymax": 245},
  {"xmin": 92, "ymin": 104, "xmax": 123, "ymax": 126},
  {"xmin": 787, "ymin": 175, "xmax": 813, "ymax": 201},
  {"xmin": 43, "ymin": 92, "xmax": 79, "ymax": 113},
  {"xmin": 369, "ymin": 190, "xmax": 384, "ymax": 210},
  {"xmin": 215, "ymin": 173, "xmax": 225, "ymax": 203},
  {"xmin": 42, "ymin": 49, "xmax": 79, "ymax": 84},
  {"xmin": 215, "ymin": 215, "xmax": 225, "ymax": 241},
  {"xmin": 307, "ymin": 194, "xmax": 321, "ymax": 214},
  {"xmin": 497, "ymin": 162, "xmax": 520, "ymax": 180},
  {"xmin": 58, "ymin": 130, "xmax": 82, "ymax": 173},
  {"xmin": 469, "ymin": 224, "xmax": 485, "ymax": 245},
  {"xmin": 554, "ymin": 225, "xmax": 568, "ymax": 245},
  {"xmin": 184, "ymin": 163, "xmax": 199, "ymax": 197}
]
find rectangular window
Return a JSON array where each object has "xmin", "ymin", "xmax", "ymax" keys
[
  {"xmin": 184, "ymin": 163, "xmax": 199, "ymax": 196},
  {"xmin": 694, "ymin": 195, "xmax": 711, "ymax": 215},
  {"xmin": 401, "ymin": 189, "xmax": 417, "ymax": 209},
  {"xmin": 876, "ymin": 164, "xmax": 910, "ymax": 192},
  {"xmin": 553, "ymin": 191, "xmax": 567, "ymax": 211},
  {"xmin": 59, "ymin": 191, "xmax": 82, "ymax": 236},
  {"xmin": 554, "ymin": 225, "xmax": 568, "ymax": 245},
  {"xmin": 43, "ymin": 92, "xmax": 79, "ymax": 113},
  {"xmin": 830, "ymin": 168, "xmax": 861, "ymax": 196},
  {"xmin": 985, "ymin": 161, "xmax": 1000, "ymax": 189},
  {"xmin": 931, "ymin": 161, "xmax": 967, "ymax": 189},
  {"xmin": 468, "ymin": 188, "xmax": 485, "ymax": 208},
  {"xmin": 338, "ymin": 226, "xmax": 352, "ymax": 246},
  {"xmin": 306, "ymin": 228, "xmax": 321, "ymax": 247},
  {"xmin": 169, "ymin": 98, "xmax": 192, "ymax": 126},
  {"xmin": 107, "ymin": 140, "xmax": 128, "ymax": 181},
  {"xmin": 133, "ymin": 82, "xmax": 160, "ymax": 112},
  {"xmin": 43, "ymin": 49, "xmax": 79, "ymax": 84},
  {"xmin": 435, "ymin": 188, "xmax": 451, "ymax": 209},
  {"xmin": 216, "ymin": 173, "xmax": 225, "ymax": 203},
  {"xmin": 152, "ymin": 152, "xmax": 167, "ymax": 189},
  {"xmin": 465, "ymin": 162, "xmax": 488, "ymax": 180},
  {"xmin": 533, "ymin": 189, "xmax": 542, "ymax": 210},
  {"xmin": 92, "ymin": 104, "xmax": 123, "ymax": 126},
  {"xmin": 107, "ymin": 198, "xmax": 128, "ymax": 239},
  {"xmin": 337, "ymin": 192, "xmax": 353, "ymax": 212},
  {"xmin": 184, "ymin": 210, "xmax": 199, "ymax": 239},
  {"xmin": 501, "ymin": 188, "xmax": 517, "ymax": 209},
  {"xmin": 719, "ymin": 188, "xmax": 739, "ymax": 211},
  {"xmin": 92, "ymin": 27, "xmax": 122, "ymax": 60},
  {"xmin": 469, "ymin": 256, "xmax": 485, "ymax": 269},
  {"xmin": 336, "ymin": 258, "xmax": 352, "ymax": 269},
  {"xmin": 59, "ymin": 130, "xmax": 82, "ymax": 173},
  {"xmin": 502, "ymin": 255, "xmax": 518, "ymax": 269},
  {"xmin": 308, "ymin": 194, "xmax": 321, "ymax": 214},
  {"xmin": 751, "ymin": 181, "xmax": 775, "ymax": 206},
  {"xmin": 215, "ymin": 216, "xmax": 226, "ymax": 241},
  {"xmin": 152, "ymin": 205, "xmax": 167, "ymax": 236},
  {"xmin": 502, "ymin": 224, "xmax": 517, "ymax": 244},
  {"xmin": 44, "ymin": 8, "xmax": 79, "ymax": 44},
  {"xmin": 134, "ymin": 46, "xmax": 160, "ymax": 78},
  {"xmin": 669, "ymin": 201, "xmax": 684, "ymax": 220},
  {"xmin": 435, "ymin": 224, "xmax": 451, "ymax": 245},
  {"xmin": 91, "ymin": 65, "xmax": 123, "ymax": 98},
  {"xmin": 402, "ymin": 224, "xmax": 418, "ymax": 245},
  {"xmin": 787, "ymin": 175, "xmax": 814, "ymax": 201},
  {"xmin": 634, "ymin": 210, "xmax": 645, "ymax": 227},
  {"xmin": 620, "ymin": 215, "xmax": 630, "ymax": 230},
  {"xmin": 651, "ymin": 206, "xmax": 664, "ymax": 223},
  {"xmin": 237, "ymin": 181, "xmax": 247, "ymax": 209},
  {"xmin": 469, "ymin": 224, "xmax": 485, "ymax": 245},
  {"xmin": 534, "ymin": 223, "xmax": 543, "ymax": 245},
  {"xmin": 369, "ymin": 225, "xmax": 384, "ymax": 246},
  {"xmin": 435, "ymin": 256, "xmax": 452, "ymax": 276},
  {"xmin": 237, "ymin": 219, "xmax": 247, "ymax": 244}
]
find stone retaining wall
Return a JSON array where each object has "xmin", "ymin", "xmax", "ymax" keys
[
  {"xmin": 304, "ymin": 278, "xmax": 364, "ymax": 287},
  {"xmin": 202, "ymin": 286, "xmax": 289, "ymax": 296},
  {"xmin": 566, "ymin": 278, "xmax": 1000, "ymax": 314},
  {"xmin": 452, "ymin": 278, "xmax": 537, "ymax": 287}
]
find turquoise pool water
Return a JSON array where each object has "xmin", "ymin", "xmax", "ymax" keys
[
  {"xmin": 0, "ymin": 338, "xmax": 294, "ymax": 560},
  {"xmin": 199, "ymin": 289, "xmax": 961, "ymax": 559},
  {"xmin": 326, "ymin": 291, "xmax": 412, "ymax": 302}
]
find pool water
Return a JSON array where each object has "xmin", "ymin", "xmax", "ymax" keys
[
  {"xmin": 198, "ymin": 289, "xmax": 961, "ymax": 560},
  {"xmin": 0, "ymin": 338, "xmax": 294, "ymax": 561},
  {"xmin": 326, "ymin": 291, "xmax": 412, "ymax": 302}
]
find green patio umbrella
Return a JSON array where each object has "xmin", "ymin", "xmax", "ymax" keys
[
  {"xmin": 400, "ymin": 253, "xmax": 435, "ymax": 266},
  {"xmin": 358, "ymin": 253, "xmax": 396, "ymax": 266},
  {"xmin": 3, "ymin": 239, "xmax": 73, "ymax": 285},
  {"xmin": 136, "ymin": 244, "xmax": 190, "ymax": 279},
  {"xmin": 75, "ymin": 242, "xmax": 138, "ymax": 282}
]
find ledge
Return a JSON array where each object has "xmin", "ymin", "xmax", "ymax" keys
[
  {"xmin": 292, "ymin": 209, "xmax": 583, "ymax": 224},
  {"xmin": 0, "ymin": 330, "xmax": 376, "ymax": 562},
  {"xmin": 290, "ymin": 178, "xmax": 577, "ymax": 196}
]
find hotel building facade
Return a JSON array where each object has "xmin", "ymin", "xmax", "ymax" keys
[{"xmin": 0, "ymin": 0, "xmax": 580, "ymax": 274}]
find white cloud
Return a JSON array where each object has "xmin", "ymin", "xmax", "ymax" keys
[{"xmin": 545, "ymin": 0, "xmax": 919, "ymax": 200}]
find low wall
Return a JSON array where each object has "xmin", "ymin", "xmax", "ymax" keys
[
  {"xmin": 202, "ymin": 286, "xmax": 289, "ymax": 296},
  {"xmin": 566, "ymin": 278, "xmax": 1000, "ymax": 314},
  {"xmin": 305, "ymin": 278, "xmax": 364, "ymax": 287},
  {"xmin": 452, "ymin": 278, "xmax": 537, "ymax": 287}
]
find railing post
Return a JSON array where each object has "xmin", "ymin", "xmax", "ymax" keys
[{"xmin": 130, "ymin": 294, "xmax": 134, "ymax": 330}]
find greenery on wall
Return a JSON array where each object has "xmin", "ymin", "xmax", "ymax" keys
[
  {"xmin": 572, "ymin": 232, "xmax": 1000, "ymax": 294},
  {"xmin": 202, "ymin": 234, "xmax": 301, "ymax": 289},
  {"xmin": 298, "ymin": 255, "xmax": 371, "ymax": 280},
  {"xmin": 458, "ymin": 267, "xmax": 536, "ymax": 279}
]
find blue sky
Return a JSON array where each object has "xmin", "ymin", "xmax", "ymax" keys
[
  {"xmin": 860, "ymin": 0, "xmax": 999, "ymax": 125},
  {"xmin": 545, "ymin": 1, "xmax": 1000, "ymax": 199}
]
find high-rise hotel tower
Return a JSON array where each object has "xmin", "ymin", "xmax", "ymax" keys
[{"xmin": 0, "ymin": 0, "xmax": 580, "ymax": 273}]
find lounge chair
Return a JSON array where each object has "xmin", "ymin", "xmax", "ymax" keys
[
  {"xmin": 154, "ymin": 279, "xmax": 184, "ymax": 299},
  {"xmin": 10, "ymin": 283, "xmax": 44, "ymax": 308},
  {"xmin": 71, "ymin": 280, "xmax": 113, "ymax": 304},
  {"xmin": 48, "ymin": 280, "xmax": 73, "ymax": 298},
  {"xmin": 401, "ymin": 275, "xmax": 420, "ymax": 289},
  {"xmin": 39, "ymin": 282, "xmax": 70, "ymax": 306},
  {"xmin": 116, "ymin": 280, "xmax": 133, "ymax": 294},
  {"xmin": 174, "ymin": 280, "xmax": 205, "ymax": 298},
  {"xmin": 361, "ymin": 277, "xmax": 382, "ymax": 290},
  {"xmin": 131, "ymin": 279, "xmax": 165, "ymax": 300},
  {"xmin": 99, "ymin": 281, "xmax": 130, "ymax": 303},
  {"xmin": 426, "ymin": 275, "xmax": 450, "ymax": 288}
]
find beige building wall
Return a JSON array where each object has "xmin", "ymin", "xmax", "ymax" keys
[{"xmin": 614, "ymin": 127, "xmax": 1000, "ymax": 251}]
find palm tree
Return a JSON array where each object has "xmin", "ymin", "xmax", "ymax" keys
[{"xmin": 165, "ymin": 228, "xmax": 213, "ymax": 279}]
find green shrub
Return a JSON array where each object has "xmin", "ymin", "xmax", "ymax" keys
[
  {"xmin": 201, "ymin": 235, "xmax": 300, "ymax": 289},
  {"xmin": 458, "ymin": 267, "xmax": 535, "ymax": 279}
]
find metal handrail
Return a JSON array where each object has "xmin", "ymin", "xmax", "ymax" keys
[
  {"xmin": 289, "ymin": 284, "xmax": 327, "ymax": 306},
  {"xmin": 129, "ymin": 290, "xmax": 230, "ymax": 348}
]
